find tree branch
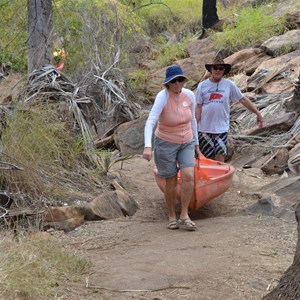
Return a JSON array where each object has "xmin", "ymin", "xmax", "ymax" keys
[{"xmin": 132, "ymin": 1, "xmax": 173, "ymax": 15}]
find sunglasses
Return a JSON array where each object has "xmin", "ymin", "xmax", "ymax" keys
[
  {"xmin": 169, "ymin": 77, "xmax": 185, "ymax": 84},
  {"xmin": 212, "ymin": 66, "xmax": 225, "ymax": 71}
]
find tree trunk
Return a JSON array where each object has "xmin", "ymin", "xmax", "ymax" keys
[
  {"xmin": 202, "ymin": 0, "xmax": 219, "ymax": 29},
  {"xmin": 262, "ymin": 201, "xmax": 300, "ymax": 300},
  {"xmin": 27, "ymin": 0, "xmax": 53, "ymax": 73}
]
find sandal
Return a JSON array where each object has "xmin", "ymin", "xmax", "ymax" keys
[
  {"xmin": 167, "ymin": 220, "xmax": 179, "ymax": 230},
  {"xmin": 178, "ymin": 218, "xmax": 196, "ymax": 231}
]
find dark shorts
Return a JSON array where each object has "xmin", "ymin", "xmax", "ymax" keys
[
  {"xmin": 154, "ymin": 136, "xmax": 195, "ymax": 178},
  {"xmin": 198, "ymin": 132, "xmax": 228, "ymax": 158}
]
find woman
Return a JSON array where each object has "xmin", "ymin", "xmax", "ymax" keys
[
  {"xmin": 196, "ymin": 57, "xmax": 263, "ymax": 162},
  {"xmin": 143, "ymin": 65, "xmax": 200, "ymax": 231}
]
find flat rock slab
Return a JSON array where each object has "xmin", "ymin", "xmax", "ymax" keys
[{"xmin": 254, "ymin": 175, "xmax": 300, "ymax": 206}]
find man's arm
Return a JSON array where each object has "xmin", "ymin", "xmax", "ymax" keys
[{"xmin": 239, "ymin": 97, "xmax": 263, "ymax": 128}]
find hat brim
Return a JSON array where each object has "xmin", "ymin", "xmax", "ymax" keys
[
  {"xmin": 163, "ymin": 75, "xmax": 188, "ymax": 84},
  {"xmin": 205, "ymin": 63, "xmax": 231, "ymax": 75}
]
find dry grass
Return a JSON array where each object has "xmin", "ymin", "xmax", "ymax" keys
[
  {"xmin": 0, "ymin": 232, "xmax": 89, "ymax": 299},
  {"xmin": 0, "ymin": 102, "xmax": 102, "ymax": 208}
]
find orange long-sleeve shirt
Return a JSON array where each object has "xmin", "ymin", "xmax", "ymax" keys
[{"xmin": 144, "ymin": 88, "xmax": 198, "ymax": 147}]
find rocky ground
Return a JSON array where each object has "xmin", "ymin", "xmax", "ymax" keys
[{"xmin": 56, "ymin": 155, "xmax": 298, "ymax": 300}]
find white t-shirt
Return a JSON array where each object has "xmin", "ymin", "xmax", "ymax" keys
[{"xmin": 195, "ymin": 78, "xmax": 243, "ymax": 133}]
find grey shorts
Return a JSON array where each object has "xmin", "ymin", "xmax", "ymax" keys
[{"xmin": 154, "ymin": 136, "xmax": 195, "ymax": 178}]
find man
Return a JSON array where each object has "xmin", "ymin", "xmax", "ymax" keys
[{"xmin": 195, "ymin": 57, "xmax": 263, "ymax": 162}]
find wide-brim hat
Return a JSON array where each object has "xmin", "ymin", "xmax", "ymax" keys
[
  {"xmin": 163, "ymin": 65, "xmax": 188, "ymax": 84},
  {"xmin": 205, "ymin": 57, "xmax": 231, "ymax": 75}
]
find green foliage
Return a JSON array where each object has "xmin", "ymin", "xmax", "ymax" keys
[
  {"xmin": 156, "ymin": 38, "xmax": 189, "ymax": 67},
  {"xmin": 0, "ymin": 0, "xmax": 296, "ymax": 76},
  {"xmin": 0, "ymin": 0, "xmax": 28, "ymax": 71},
  {"xmin": 0, "ymin": 0, "xmax": 145, "ymax": 73},
  {"xmin": 93, "ymin": 150, "xmax": 133, "ymax": 176},
  {"xmin": 213, "ymin": 4, "xmax": 286, "ymax": 53},
  {"xmin": 54, "ymin": 0, "xmax": 145, "ymax": 73},
  {"xmin": 0, "ymin": 234, "xmax": 89, "ymax": 299},
  {"xmin": 129, "ymin": 68, "xmax": 149, "ymax": 90},
  {"xmin": 135, "ymin": 0, "xmax": 201, "ymax": 37}
]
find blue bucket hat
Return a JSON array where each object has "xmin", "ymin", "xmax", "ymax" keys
[{"xmin": 163, "ymin": 65, "xmax": 188, "ymax": 84}]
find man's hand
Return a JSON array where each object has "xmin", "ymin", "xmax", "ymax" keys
[
  {"xmin": 257, "ymin": 112, "xmax": 263, "ymax": 128},
  {"xmin": 143, "ymin": 147, "xmax": 152, "ymax": 161}
]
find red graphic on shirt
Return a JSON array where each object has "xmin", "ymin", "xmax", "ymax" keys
[{"xmin": 209, "ymin": 93, "xmax": 222, "ymax": 101}]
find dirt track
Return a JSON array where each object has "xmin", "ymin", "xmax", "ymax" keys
[{"xmin": 58, "ymin": 156, "xmax": 297, "ymax": 300}]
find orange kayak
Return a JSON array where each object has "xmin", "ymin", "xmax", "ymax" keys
[{"xmin": 153, "ymin": 155, "xmax": 235, "ymax": 210}]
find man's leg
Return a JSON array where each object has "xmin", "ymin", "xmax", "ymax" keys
[
  {"xmin": 214, "ymin": 132, "xmax": 228, "ymax": 162},
  {"xmin": 215, "ymin": 153, "xmax": 225, "ymax": 162},
  {"xmin": 198, "ymin": 132, "xmax": 215, "ymax": 159}
]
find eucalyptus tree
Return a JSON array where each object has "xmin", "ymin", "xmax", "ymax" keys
[{"xmin": 27, "ymin": 0, "xmax": 53, "ymax": 73}]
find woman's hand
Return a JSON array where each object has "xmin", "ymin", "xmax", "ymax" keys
[
  {"xmin": 195, "ymin": 145, "xmax": 201, "ymax": 159},
  {"xmin": 143, "ymin": 147, "xmax": 152, "ymax": 161}
]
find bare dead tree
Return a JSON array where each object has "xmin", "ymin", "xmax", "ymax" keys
[
  {"xmin": 202, "ymin": 0, "xmax": 219, "ymax": 29},
  {"xmin": 27, "ymin": 0, "xmax": 53, "ymax": 73},
  {"xmin": 262, "ymin": 201, "xmax": 300, "ymax": 300},
  {"xmin": 198, "ymin": 0, "xmax": 219, "ymax": 39}
]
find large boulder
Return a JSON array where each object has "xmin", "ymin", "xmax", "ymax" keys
[
  {"xmin": 247, "ymin": 50, "xmax": 300, "ymax": 92},
  {"xmin": 262, "ymin": 78, "xmax": 296, "ymax": 94},
  {"xmin": 114, "ymin": 111, "xmax": 149, "ymax": 156},
  {"xmin": 43, "ymin": 180, "xmax": 139, "ymax": 232},
  {"xmin": 284, "ymin": 9, "xmax": 300, "ymax": 30},
  {"xmin": 225, "ymin": 47, "xmax": 271, "ymax": 76},
  {"xmin": 186, "ymin": 36, "xmax": 216, "ymax": 56},
  {"xmin": 261, "ymin": 29, "xmax": 300, "ymax": 57}
]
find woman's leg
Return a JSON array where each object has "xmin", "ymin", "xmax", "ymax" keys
[
  {"xmin": 176, "ymin": 141, "xmax": 197, "ymax": 230},
  {"xmin": 154, "ymin": 137, "xmax": 179, "ymax": 223},
  {"xmin": 179, "ymin": 166, "xmax": 194, "ymax": 220},
  {"xmin": 164, "ymin": 175, "xmax": 177, "ymax": 221}
]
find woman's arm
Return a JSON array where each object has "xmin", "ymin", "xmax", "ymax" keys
[
  {"xmin": 143, "ymin": 90, "xmax": 167, "ymax": 161},
  {"xmin": 144, "ymin": 91, "xmax": 168, "ymax": 148}
]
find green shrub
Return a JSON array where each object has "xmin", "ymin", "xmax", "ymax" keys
[
  {"xmin": 213, "ymin": 4, "xmax": 286, "ymax": 53},
  {"xmin": 54, "ymin": 0, "xmax": 145, "ymax": 74},
  {"xmin": 129, "ymin": 68, "xmax": 149, "ymax": 90},
  {"xmin": 0, "ymin": 0, "xmax": 145, "ymax": 74},
  {"xmin": 134, "ymin": 0, "xmax": 202, "ymax": 37},
  {"xmin": 156, "ymin": 41, "xmax": 189, "ymax": 67},
  {"xmin": 0, "ymin": 0, "xmax": 28, "ymax": 71}
]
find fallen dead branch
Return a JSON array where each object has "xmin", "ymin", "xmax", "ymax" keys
[{"xmin": 0, "ymin": 161, "xmax": 22, "ymax": 170}]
